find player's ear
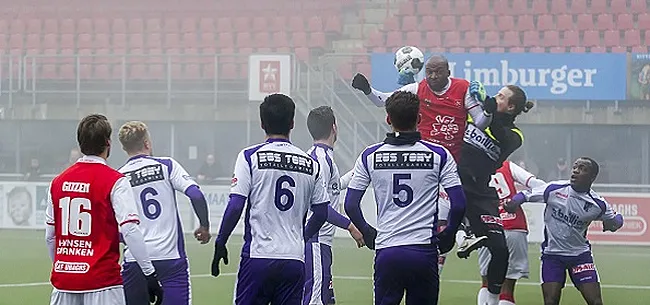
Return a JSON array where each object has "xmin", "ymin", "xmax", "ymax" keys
[
  {"xmin": 418, "ymin": 113, "xmax": 422, "ymax": 125},
  {"xmin": 386, "ymin": 115, "xmax": 391, "ymax": 126},
  {"xmin": 290, "ymin": 120, "xmax": 294, "ymax": 130}
]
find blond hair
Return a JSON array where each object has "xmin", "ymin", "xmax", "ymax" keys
[{"xmin": 118, "ymin": 121, "xmax": 149, "ymax": 153}]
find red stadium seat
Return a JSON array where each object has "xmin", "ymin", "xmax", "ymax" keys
[
  {"xmin": 443, "ymin": 32, "xmax": 460, "ymax": 48},
  {"xmin": 272, "ymin": 31, "xmax": 290, "ymax": 48},
  {"xmin": 590, "ymin": 46, "xmax": 606, "ymax": 53},
  {"xmin": 309, "ymin": 32, "xmax": 327, "ymax": 49},
  {"xmin": 516, "ymin": 15, "xmax": 535, "ymax": 31},
  {"xmin": 43, "ymin": 34, "xmax": 57, "ymax": 50},
  {"xmin": 610, "ymin": 46, "xmax": 627, "ymax": 53},
  {"xmin": 397, "ymin": 1, "xmax": 415, "ymax": 16},
  {"xmin": 420, "ymin": 16, "xmax": 437, "ymax": 32},
  {"xmin": 220, "ymin": 62, "xmax": 237, "ymax": 80},
  {"xmin": 94, "ymin": 19, "xmax": 109, "ymax": 34},
  {"xmin": 112, "ymin": 33, "xmax": 127, "ymax": 49},
  {"xmin": 631, "ymin": 0, "xmax": 647, "ymax": 12},
  {"xmin": 511, "ymin": 0, "xmax": 528, "ymax": 14},
  {"xmin": 59, "ymin": 64, "xmax": 75, "ymax": 80},
  {"xmin": 253, "ymin": 32, "xmax": 270, "ymax": 48},
  {"xmin": 289, "ymin": 16, "xmax": 304, "ymax": 32},
  {"xmin": 536, "ymin": 15, "xmax": 554, "ymax": 31},
  {"xmin": 488, "ymin": 47, "xmax": 505, "ymax": 53},
  {"xmin": 235, "ymin": 32, "xmax": 252, "ymax": 48},
  {"xmin": 25, "ymin": 34, "xmax": 39, "ymax": 49},
  {"xmin": 522, "ymin": 31, "xmax": 539, "ymax": 46},
  {"xmin": 112, "ymin": 19, "xmax": 127, "ymax": 34},
  {"xmin": 198, "ymin": 18, "xmax": 213, "ymax": 34},
  {"xmin": 473, "ymin": 1, "xmax": 490, "ymax": 15},
  {"xmin": 94, "ymin": 64, "xmax": 110, "ymax": 79},
  {"xmin": 595, "ymin": 14, "xmax": 614, "ymax": 31},
  {"xmin": 146, "ymin": 33, "xmax": 162, "ymax": 49},
  {"xmin": 638, "ymin": 13, "xmax": 650, "ymax": 30},
  {"xmin": 623, "ymin": 29, "xmax": 640, "ymax": 46},
  {"xmin": 60, "ymin": 19, "xmax": 75, "ymax": 34},
  {"xmin": 483, "ymin": 31, "xmax": 499, "ymax": 47},
  {"xmin": 294, "ymin": 47, "xmax": 310, "ymax": 62},
  {"xmin": 308, "ymin": 16, "xmax": 323, "ymax": 32},
  {"xmin": 645, "ymin": 30, "xmax": 650, "ymax": 45},
  {"xmin": 163, "ymin": 19, "xmax": 179, "ymax": 34},
  {"xmin": 439, "ymin": 16, "xmax": 456, "ymax": 32},
  {"xmin": 616, "ymin": 14, "xmax": 634, "ymax": 30},
  {"xmin": 8, "ymin": 34, "xmax": 22, "ymax": 50},
  {"xmin": 77, "ymin": 34, "xmax": 93, "ymax": 49},
  {"xmin": 233, "ymin": 17, "xmax": 249, "ymax": 33},
  {"xmin": 324, "ymin": 16, "xmax": 342, "ymax": 34},
  {"xmin": 603, "ymin": 30, "xmax": 620, "ymax": 47},
  {"xmin": 632, "ymin": 45, "xmax": 648, "ymax": 53},
  {"xmin": 497, "ymin": 15, "xmax": 514, "ymax": 31},
  {"xmin": 582, "ymin": 30, "xmax": 600, "ymax": 47},
  {"xmin": 576, "ymin": 14, "xmax": 594, "ymax": 31},
  {"xmin": 458, "ymin": 15, "xmax": 476, "ymax": 32},
  {"xmin": 10, "ymin": 20, "xmax": 25, "ymax": 34},
  {"xmin": 610, "ymin": 0, "xmax": 628, "ymax": 14},
  {"xmin": 166, "ymin": 33, "xmax": 181, "ymax": 48},
  {"xmin": 383, "ymin": 17, "xmax": 399, "ymax": 32},
  {"xmin": 531, "ymin": 1, "xmax": 548, "ymax": 14},
  {"xmin": 181, "ymin": 18, "xmax": 196, "ymax": 34},
  {"xmin": 43, "ymin": 19, "xmax": 58, "ymax": 34},
  {"xmin": 404, "ymin": 32, "xmax": 421, "ymax": 45},
  {"xmin": 216, "ymin": 18, "xmax": 232, "ymax": 33},
  {"xmin": 453, "ymin": 0, "xmax": 470, "ymax": 15},
  {"xmin": 128, "ymin": 19, "xmax": 144, "ymax": 34},
  {"xmin": 541, "ymin": 30, "xmax": 560, "ymax": 47},
  {"xmin": 250, "ymin": 17, "xmax": 266, "ymax": 33},
  {"xmin": 60, "ymin": 34, "xmax": 74, "ymax": 49},
  {"xmin": 129, "ymin": 34, "xmax": 143, "ymax": 49},
  {"xmin": 385, "ymin": 31, "xmax": 403, "ymax": 48},
  {"xmin": 549, "ymin": 46, "xmax": 566, "ymax": 53},
  {"xmin": 493, "ymin": 0, "xmax": 510, "ymax": 15},
  {"xmin": 508, "ymin": 47, "xmax": 525, "ymax": 53},
  {"xmin": 502, "ymin": 31, "xmax": 521, "ymax": 47},
  {"xmin": 461, "ymin": 31, "xmax": 479, "ymax": 48},
  {"xmin": 422, "ymin": 32, "xmax": 441, "ymax": 48},
  {"xmin": 402, "ymin": 16, "xmax": 418, "ymax": 32},
  {"xmin": 41, "ymin": 64, "xmax": 57, "ymax": 79},
  {"xmin": 556, "ymin": 14, "xmax": 574, "ymax": 31},
  {"xmin": 570, "ymin": 0, "xmax": 587, "ymax": 14},
  {"xmin": 448, "ymin": 47, "xmax": 465, "ymax": 53},
  {"xmin": 477, "ymin": 15, "xmax": 496, "ymax": 31},
  {"xmin": 26, "ymin": 19, "xmax": 41, "ymax": 34},
  {"xmin": 529, "ymin": 46, "xmax": 545, "ymax": 53},
  {"xmin": 182, "ymin": 33, "xmax": 197, "ymax": 47},
  {"xmin": 437, "ymin": 0, "xmax": 453, "ymax": 13},
  {"xmin": 550, "ymin": 0, "xmax": 568, "ymax": 14},
  {"xmin": 469, "ymin": 47, "xmax": 484, "ymax": 53},
  {"xmin": 146, "ymin": 19, "xmax": 161, "ymax": 33},
  {"xmin": 590, "ymin": 0, "xmax": 607, "ymax": 14},
  {"xmin": 292, "ymin": 32, "xmax": 308, "ymax": 47}
]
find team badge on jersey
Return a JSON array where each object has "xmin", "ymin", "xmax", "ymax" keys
[{"xmin": 231, "ymin": 174, "xmax": 238, "ymax": 187}]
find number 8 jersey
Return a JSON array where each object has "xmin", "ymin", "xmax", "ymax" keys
[
  {"xmin": 118, "ymin": 155, "xmax": 198, "ymax": 262},
  {"xmin": 231, "ymin": 139, "xmax": 329, "ymax": 262}
]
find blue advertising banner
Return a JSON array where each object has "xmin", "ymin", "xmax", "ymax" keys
[
  {"xmin": 370, "ymin": 53, "xmax": 627, "ymax": 100},
  {"xmin": 627, "ymin": 53, "xmax": 650, "ymax": 100}
]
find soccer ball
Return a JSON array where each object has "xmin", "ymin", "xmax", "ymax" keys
[{"xmin": 394, "ymin": 46, "xmax": 424, "ymax": 75}]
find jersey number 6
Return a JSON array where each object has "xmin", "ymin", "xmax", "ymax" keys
[
  {"xmin": 58, "ymin": 197, "xmax": 92, "ymax": 237},
  {"xmin": 140, "ymin": 187, "xmax": 162, "ymax": 220},
  {"xmin": 393, "ymin": 174, "xmax": 414, "ymax": 207},
  {"xmin": 275, "ymin": 175, "xmax": 295, "ymax": 211}
]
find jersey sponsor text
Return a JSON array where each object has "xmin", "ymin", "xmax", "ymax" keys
[
  {"xmin": 373, "ymin": 151, "xmax": 434, "ymax": 170},
  {"xmin": 258, "ymin": 151, "xmax": 314, "ymax": 175}
]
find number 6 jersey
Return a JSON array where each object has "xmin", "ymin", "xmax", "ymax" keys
[
  {"xmin": 231, "ymin": 138, "xmax": 329, "ymax": 262},
  {"xmin": 118, "ymin": 155, "xmax": 198, "ymax": 262}
]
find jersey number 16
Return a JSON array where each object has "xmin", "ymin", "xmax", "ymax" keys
[{"xmin": 58, "ymin": 197, "xmax": 92, "ymax": 237}]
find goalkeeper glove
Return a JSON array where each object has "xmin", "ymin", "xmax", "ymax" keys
[
  {"xmin": 351, "ymin": 73, "xmax": 372, "ymax": 95},
  {"xmin": 397, "ymin": 70, "xmax": 416, "ymax": 86},
  {"xmin": 469, "ymin": 80, "xmax": 487, "ymax": 102}
]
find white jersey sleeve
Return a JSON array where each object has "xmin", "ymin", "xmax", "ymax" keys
[
  {"xmin": 231, "ymin": 149, "xmax": 252, "ymax": 197},
  {"xmin": 169, "ymin": 158, "xmax": 197, "ymax": 192},
  {"xmin": 367, "ymin": 82, "xmax": 419, "ymax": 107},
  {"xmin": 521, "ymin": 182, "xmax": 551, "ymax": 203},
  {"xmin": 592, "ymin": 193, "xmax": 618, "ymax": 222},
  {"xmin": 110, "ymin": 177, "xmax": 141, "ymax": 226},
  {"xmin": 347, "ymin": 150, "xmax": 372, "ymax": 191},
  {"xmin": 509, "ymin": 161, "xmax": 545, "ymax": 188},
  {"xmin": 439, "ymin": 151, "xmax": 462, "ymax": 189},
  {"xmin": 311, "ymin": 165, "xmax": 329, "ymax": 207},
  {"xmin": 45, "ymin": 181, "xmax": 54, "ymax": 226}
]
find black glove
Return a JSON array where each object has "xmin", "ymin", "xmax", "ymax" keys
[
  {"xmin": 437, "ymin": 231, "xmax": 455, "ymax": 255},
  {"xmin": 211, "ymin": 242, "xmax": 229, "ymax": 277},
  {"xmin": 483, "ymin": 96, "xmax": 497, "ymax": 114},
  {"xmin": 503, "ymin": 199, "xmax": 518, "ymax": 214},
  {"xmin": 145, "ymin": 272, "xmax": 163, "ymax": 305},
  {"xmin": 351, "ymin": 73, "xmax": 372, "ymax": 95},
  {"xmin": 362, "ymin": 226, "xmax": 378, "ymax": 250}
]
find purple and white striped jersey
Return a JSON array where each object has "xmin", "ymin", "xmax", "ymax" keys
[
  {"xmin": 306, "ymin": 143, "xmax": 341, "ymax": 247},
  {"xmin": 230, "ymin": 139, "xmax": 330, "ymax": 262}
]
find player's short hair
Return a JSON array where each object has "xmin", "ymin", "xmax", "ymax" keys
[
  {"xmin": 385, "ymin": 91, "xmax": 420, "ymax": 131},
  {"xmin": 260, "ymin": 93, "xmax": 295, "ymax": 136},
  {"xmin": 119, "ymin": 121, "xmax": 149, "ymax": 153},
  {"xmin": 578, "ymin": 156, "xmax": 600, "ymax": 179},
  {"xmin": 506, "ymin": 85, "xmax": 534, "ymax": 115},
  {"xmin": 77, "ymin": 114, "xmax": 111, "ymax": 156},
  {"xmin": 307, "ymin": 106, "xmax": 336, "ymax": 141}
]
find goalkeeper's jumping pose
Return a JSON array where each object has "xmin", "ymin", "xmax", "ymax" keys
[{"xmin": 456, "ymin": 85, "xmax": 534, "ymax": 305}]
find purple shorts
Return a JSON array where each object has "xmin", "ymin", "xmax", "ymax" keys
[
  {"xmin": 235, "ymin": 257, "xmax": 305, "ymax": 305},
  {"xmin": 541, "ymin": 251, "xmax": 599, "ymax": 287},
  {"xmin": 122, "ymin": 258, "xmax": 190, "ymax": 305},
  {"xmin": 303, "ymin": 243, "xmax": 333, "ymax": 305}
]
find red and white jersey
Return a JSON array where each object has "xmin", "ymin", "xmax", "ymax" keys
[
  {"xmin": 489, "ymin": 161, "xmax": 544, "ymax": 232},
  {"xmin": 46, "ymin": 156, "xmax": 140, "ymax": 292},
  {"xmin": 398, "ymin": 78, "xmax": 478, "ymax": 161}
]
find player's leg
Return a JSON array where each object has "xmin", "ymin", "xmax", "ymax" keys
[
  {"xmin": 271, "ymin": 259, "xmax": 305, "ymax": 305},
  {"xmin": 83, "ymin": 287, "xmax": 126, "ymax": 305},
  {"xmin": 153, "ymin": 258, "xmax": 191, "ymax": 305},
  {"xmin": 476, "ymin": 247, "xmax": 491, "ymax": 305},
  {"xmin": 303, "ymin": 242, "xmax": 329, "ymax": 305},
  {"xmin": 50, "ymin": 289, "xmax": 82, "ymax": 305},
  {"xmin": 567, "ymin": 252, "xmax": 603, "ymax": 305},
  {"xmin": 235, "ymin": 257, "xmax": 273, "ymax": 305},
  {"xmin": 327, "ymin": 280, "xmax": 336, "ymax": 304},
  {"xmin": 403, "ymin": 245, "xmax": 440, "ymax": 305},
  {"xmin": 121, "ymin": 261, "xmax": 149, "ymax": 305},
  {"xmin": 436, "ymin": 187, "xmax": 451, "ymax": 275},
  {"xmin": 540, "ymin": 254, "xmax": 569, "ymax": 305},
  {"xmin": 320, "ymin": 245, "xmax": 334, "ymax": 305},
  {"xmin": 499, "ymin": 231, "xmax": 530, "ymax": 305},
  {"xmin": 374, "ymin": 246, "xmax": 408, "ymax": 305},
  {"xmin": 437, "ymin": 220, "xmax": 448, "ymax": 274}
]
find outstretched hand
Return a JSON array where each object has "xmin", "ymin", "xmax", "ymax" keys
[{"xmin": 352, "ymin": 73, "xmax": 372, "ymax": 95}]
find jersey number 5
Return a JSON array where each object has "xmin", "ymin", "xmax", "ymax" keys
[
  {"xmin": 275, "ymin": 175, "xmax": 295, "ymax": 211},
  {"xmin": 140, "ymin": 187, "xmax": 162, "ymax": 220},
  {"xmin": 393, "ymin": 174, "xmax": 414, "ymax": 207},
  {"xmin": 58, "ymin": 197, "xmax": 91, "ymax": 237}
]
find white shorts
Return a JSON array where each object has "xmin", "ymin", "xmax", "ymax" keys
[
  {"xmin": 50, "ymin": 287, "xmax": 125, "ymax": 305},
  {"xmin": 478, "ymin": 230, "xmax": 529, "ymax": 280},
  {"xmin": 437, "ymin": 186, "xmax": 450, "ymax": 222}
]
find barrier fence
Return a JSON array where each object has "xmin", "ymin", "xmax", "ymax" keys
[{"xmin": 3, "ymin": 181, "xmax": 649, "ymax": 246}]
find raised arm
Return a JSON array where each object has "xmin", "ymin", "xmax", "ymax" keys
[
  {"xmin": 465, "ymin": 81, "xmax": 494, "ymax": 129},
  {"xmin": 594, "ymin": 195, "xmax": 624, "ymax": 232},
  {"xmin": 509, "ymin": 161, "xmax": 546, "ymax": 189},
  {"xmin": 351, "ymin": 73, "xmax": 418, "ymax": 107}
]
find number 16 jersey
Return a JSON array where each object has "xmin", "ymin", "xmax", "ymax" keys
[
  {"xmin": 118, "ymin": 155, "xmax": 197, "ymax": 262},
  {"xmin": 231, "ymin": 139, "xmax": 329, "ymax": 262}
]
